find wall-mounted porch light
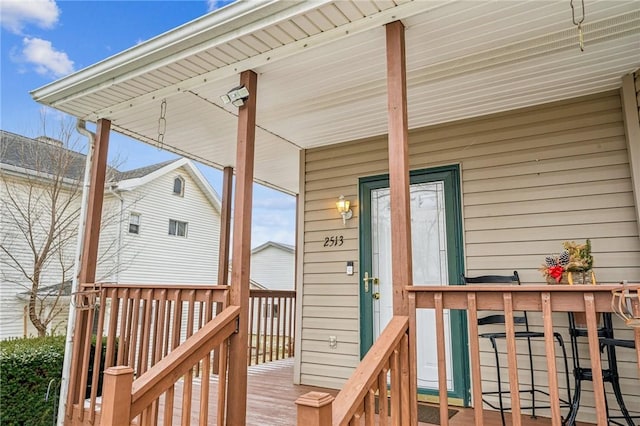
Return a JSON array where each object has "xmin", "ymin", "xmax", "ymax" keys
[
  {"xmin": 220, "ymin": 85, "xmax": 250, "ymax": 107},
  {"xmin": 336, "ymin": 195, "xmax": 352, "ymax": 226}
]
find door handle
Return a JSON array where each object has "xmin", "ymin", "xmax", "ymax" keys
[{"xmin": 363, "ymin": 272, "xmax": 379, "ymax": 293}]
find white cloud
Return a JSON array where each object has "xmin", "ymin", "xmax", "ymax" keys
[
  {"xmin": 207, "ymin": 0, "xmax": 234, "ymax": 12},
  {"xmin": 22, "ymin": 37, "xmax": 74, "ymax": 77},
  {"xmin": 0, "ymin": 0, "xmax": 60, "ymax": 34}
]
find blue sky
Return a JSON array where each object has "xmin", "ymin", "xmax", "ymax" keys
[{"xmin": 0, "ymin": 0, "xmax": 296, "ymax": 247}]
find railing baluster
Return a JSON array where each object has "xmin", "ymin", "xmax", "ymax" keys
[
  {"xmin": 584, "ymin": 293, "xmax": 607, "ymax": 425},
  {"xmin": 77, "ymin": 301, "xmax": 95, "ymax": 422},
  {"xmin": 390, "ymin": 348, "xmax": 401, "ymax": 426},
  {"xmin": 139, "ymin": 291, "xmax": 153, "ymax": 374},
  {"xmin": 164, "ymin": 289, "xmax": 183, "ymax": 425},
  {"xmin": 163, "ymin": 298, "xmax": 172, "ymax": 358},
  {"xmin": 151, "ymin": 289, "xmax": 167, "ymax": 425},
  {"xmin": 269, "ymin": 295, "xmax": 276, "ymax": 361},
  {"xmin": 434, "ymin": 292, "xmax": 449, "ymax": 426},
  {"xmin": 88, "ymin": 288, "xmax": 107, "ymax": 424},
  {"xmin": 199, "ymin": 290, "xmax": 213, "ymax": 426},
  {"xmin": 117, "ymin": 289, "xmax": 130, "ymax": 365},
  {"xmin": 364, "ymin": 388, "xmax": 375, "ymax": 426},
  {"xmin": 503, "ymin": 292, "xmax": 521, "ymax": 426},
  {"xmin": 275, "ymin": 296, "xmax": 282, "ymax": 361},
  {"xmin": 181, "ymin": 291, "xmax": 196, "ymax": 426},
  {"xmin": 248, "ymin": 293, "xmax": 255, "ymax": 364},
  {"xmin": 284, "ymin": 296, "xmax": 290, "ymax": 357},
  {"xmin": 378, "ymin": 365, "xmax": 389, "ymax": 426},
  {"xmin": 400, "ymin": 333, "xmax": 410, "ymax": 425},
  {"xmin": 194, "ymin": 300, "xmax": 203, "ymax": 377},
  {"xmin": 541, "ymin": 292, "xmax": 561, "ymax": 426},
  {"xmin": 256, "ymin": 296, "xmax": 263, "ymax": 365},
  {"xmin": 262, "ymin": 296, "xmax": 268, "ymax": 364},
  {"xmin": 290, "ymin": 295, "xmax": 296, "ymax": 354},
  {"xmin": 466, "ymin": 293, "xmax": 484, "ymax": 426},
  {"xmin": 129, "ymin": 289, "xmax": 141, "ymax": 373},
  {"xmin": 408, "ymin": 293, "xmax": 418, "ymax": 426},
  {"xmin": 104, "ymin": 288, "xmax": 119, "ymax": 369}
]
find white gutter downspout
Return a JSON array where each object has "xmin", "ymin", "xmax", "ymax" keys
[
  {"xmin": 107, "ymin": 185, "xmax": 124, "ymax": 283},
  {"xmin": 57, "ymin": 119, "xmax": 94, "ymax": 426}
]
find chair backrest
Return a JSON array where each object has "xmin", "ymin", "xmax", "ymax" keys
[{"xmin": 461, "ymin": 271, "xmax": 527, "ymax": 326}]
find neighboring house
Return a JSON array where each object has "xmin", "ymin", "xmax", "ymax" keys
[
  {"xmin": 0, "ymin": 130, "xmax": 222, "ymax": 339},
  {"xmin": 247, "ymin": 241, "xmax": 295, "ymax": 340},
  {"xmin": 250, "ymin": 241, "xmax": 295, "ymax": 290}
]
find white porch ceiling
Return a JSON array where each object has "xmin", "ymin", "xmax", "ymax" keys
[{"xmin": 32, "ymin": 0, "xmax": 640, "ymax": 195}]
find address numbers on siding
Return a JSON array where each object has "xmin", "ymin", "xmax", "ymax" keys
[{"xmin": 323, "ymin": 235, "xmax": 344, "ymax": 247}]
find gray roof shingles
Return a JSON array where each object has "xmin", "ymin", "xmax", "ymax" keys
[{"xmin": 1, "ymin": 129, "xmax": 177, "ymax": 183}]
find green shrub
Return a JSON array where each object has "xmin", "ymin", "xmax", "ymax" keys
[{"xmin": 0, "ymin": 335, "xmax": 66, "ymax": 425}]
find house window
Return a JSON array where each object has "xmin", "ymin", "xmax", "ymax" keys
[
  {"xmin": 173, "ymin": 176, "xmax": 184, "ymax": 196},
  {"xmin": 168, "ymin": 219, "xmax": 187, "ymax": 237},
  {"xmin": 263, "ymin": 302, "xmax": 279, "ymax": 319},
  {"xmin": 128, "ymin": 213, "xmax": 141, "ymax": 234}
]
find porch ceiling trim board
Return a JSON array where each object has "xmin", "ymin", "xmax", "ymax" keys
[{"xmin": 227, "ymin": 70, "xmax": 258, "ymax": 426}]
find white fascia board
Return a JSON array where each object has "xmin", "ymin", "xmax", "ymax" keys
[
  {"xmin": 252, "ymin": 241, "xmax": 294, "ymax": 254},
  {"xmin": 115, "ymin": 158, "xmax": 188, "ymax": 190},
  {"xmin": 30, "ymin": 0, "xmax": 332, "ymax": 107}
]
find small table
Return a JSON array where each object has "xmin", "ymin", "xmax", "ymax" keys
[{"xmin": 565, "ymin": 312, "xmax": 637, "ymax": 426}]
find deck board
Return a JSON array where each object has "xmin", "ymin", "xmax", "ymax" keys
[{"xmin": 157, "ymin": 358, "xmax": 594, "ymax": 426}]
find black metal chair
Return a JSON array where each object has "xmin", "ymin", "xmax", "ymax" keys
[
  {"xmin": 462, "ymin": 271, "xmax": 572, "ymax": 426},
  {"xmin": 566, "ymin": 312, "xmax": 638, "ymax": 426}
]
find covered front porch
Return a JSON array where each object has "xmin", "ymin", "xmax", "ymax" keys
[{"xmin": 30, "ymin": 1, "xmax": 640, "ymax": 425}]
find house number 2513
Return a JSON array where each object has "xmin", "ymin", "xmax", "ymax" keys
[{"xmin": 324, "ymin": 235, "xmax": 344, "ymax": 247}]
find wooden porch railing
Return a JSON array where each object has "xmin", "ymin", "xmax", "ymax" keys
[
  {"xmin": 66, "ymin": 283, "xmax": 229, "ymax": 425},
  {"xmin": 408, "ymin": 284, "xmax": 640, "ymax": 426},
  {"xmin": 296, "ymin": 316, "xmax": 414, "ymax": 426},
  {"xmin": 100, "ymin": 305, "xmax": 240, "ymax": 425},
  {"xmin": 248, "ymin": 289, "xmax": 296, "ymax": 365}
]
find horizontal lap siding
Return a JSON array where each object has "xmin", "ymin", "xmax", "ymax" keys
[
  {"xmin": 115, "ymin": 169, "xmax": 220, "ymax": 284},
  {"xmin": 301, "ymin": 90, "xmax": 640, "ymax": 421}
]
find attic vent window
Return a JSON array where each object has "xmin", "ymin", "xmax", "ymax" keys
[{"xmin": 173, "ymin": 176, "xmax": 184, "ymax": 196}]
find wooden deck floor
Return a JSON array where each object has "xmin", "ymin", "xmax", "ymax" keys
[{"xmin": 164, "ymin": 358, "xmax": 592, "ymax": 426}]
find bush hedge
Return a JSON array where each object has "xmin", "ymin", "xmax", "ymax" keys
[{"xmin": 0, "ymin": 335, "xmax": 66, "ymax": 425}]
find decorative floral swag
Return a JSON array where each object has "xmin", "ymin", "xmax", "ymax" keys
[{"xmin": 540, "ymin": 240, "xmax": 594, "ymax": 283}]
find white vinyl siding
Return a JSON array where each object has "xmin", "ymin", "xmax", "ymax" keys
[
  {"xmin": 116, "ymin": 169, "xmax": 220, "ymax": 284},
  {"xmin": 300, "ymin": 90, "xmax": 640, "ymax": 422},
  {"xmin": 0, "ymin": 176, "xmax": 80, "ymax": 338}
]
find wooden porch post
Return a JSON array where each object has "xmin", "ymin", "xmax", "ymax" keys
[
  {"xmin": 226, "ymin": 70, "xmax": 257, "ymax": 426},
  {"xmin": 217, "ymin": 165, "xmax": 233, "ymax": 288},
  {"xmin": 67, "ymin": 119, "xmax": 111, "ymax": 411},
  {"xmin": 386, "ymin": 21, "xmax": 417, "ymax": 426},
  {"xmin": 385, "ymin": 21, "xmax": 412, "ymax": 313},
  {"xmin": 213, "ymin": 166, "xmax": 233, "ymax": 375}
]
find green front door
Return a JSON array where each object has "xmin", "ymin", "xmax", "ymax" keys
[{"xmin": 359, "ymin": 164, "xmax": 469, "ymax": 405}]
